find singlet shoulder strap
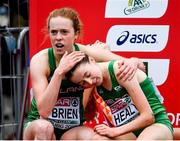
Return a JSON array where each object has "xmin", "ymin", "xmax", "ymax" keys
[
  {"xmin": 74, "ymin": 43, "xmax": 80, "ymax": 51},
  {"xmin": 108, "ymin": 60, "xmax": 119, "ymax": 88},
  {"xmin": 48, "ymin": 48, "xmax": 56, "ymax": 74}
]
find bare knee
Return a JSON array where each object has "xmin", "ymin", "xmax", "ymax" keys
[
  {"xmin": 92, "ymin": 133, "xmax": 136, "ymax": 140},
  {"xmin": 137, "ymin": 124, "xmax": 173, "ymax": 140},
  {"xmin": 112, "ymin": 133, "xmax": 136, "ymax": 140},
  {"xmin": 36, "ymin": 120, "xmax": 54, "ymax": 135},
  {"xmin": 23, "ymin": 119, "xmax": 55, "ymax": 140},
  {"xmin": 173, "ymin": 128, "xmax": 180, "ymax": 140},
  {"xmin": 77, "ymin": 126, "xmax": 95, "ymax": 140},
  {"xmin": 61, "ymin": 126, "xmax": 95, "ymax": 140},
  {"xmin": 92, "ymin": 133, "xmax": 110, "ymax": 140}
]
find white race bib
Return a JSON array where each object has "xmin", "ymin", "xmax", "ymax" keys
[
  {"xmin": 48, "ymin": 97, "xmax": 80, "ymax": 130},
  {"xmin": 110, "ymin": 95, "xmax": 139, "ymax": 126}
]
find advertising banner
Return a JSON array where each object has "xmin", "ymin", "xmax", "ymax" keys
[{"xmin": 30, "ymin": 0, "xmax": 180, "ymax": 127}]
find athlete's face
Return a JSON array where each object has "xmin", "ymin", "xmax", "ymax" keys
[
  {"xmin": 49, "ymin": 16, "xmax": 78, "ymax": 55},
  {"xmin": 70, "ymin": 62, "xmax": 103, "ymax": 88}
]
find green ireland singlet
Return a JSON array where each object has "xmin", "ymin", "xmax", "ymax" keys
[
  {"xmin": 25, "ymin": 44, "xmax": 86, "ymax": 138},
  {"xmin": 97, "ymin": 60, "xmax": 173, "ymax": 136}
]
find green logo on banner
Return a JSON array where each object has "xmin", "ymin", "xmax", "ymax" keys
[{"xmin": 124, "ymin": 0, "xmax": 150, "ymax": 15}]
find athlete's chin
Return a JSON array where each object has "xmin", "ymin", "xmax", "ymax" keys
[
  {"xmin": 96, "ymin": 82, "xmax": 101, "ymax": 86},
  {"xmin": 56, "ymin": 50, "xmax": 65, "ymax": 55},
  {"xmin": 96, "ymin": 79, "xmax": 102, "ymax": 86}
]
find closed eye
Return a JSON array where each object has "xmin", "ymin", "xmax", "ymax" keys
[{"xmin": 84, "ymin": 72, "xmax": 90, "ymax": 77}]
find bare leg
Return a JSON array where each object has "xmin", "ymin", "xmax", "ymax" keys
[
  {"xmin": 137, "ymin": 123, "xmax": 173, "ymax": 140},
  {"xmin": 173, "ymin": 128, "xmax": 180, "ymax": 140},
  {"xmin": 112, "ymin": 133, "xmax": 136, "ymax": 140},
  {"xmin": 60, "ymin": 126, "xmax": 95, "ymax": 140},
  {"xmin": 23, "ymin": 119, "xmax": 55, "ymax": 140},
  {"xmin": 92, "ymin": 133, "xmax": 110, "ymax": 140},
  {"xmin": 93, "ymin": 132, "xmax": 136, "ymax": 140}
]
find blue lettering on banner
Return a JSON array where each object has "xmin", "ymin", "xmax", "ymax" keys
[
  {"xmin": 130, "ymin": 34, "xmax": 157, "ymax": 43},
  {"xmin": 116, "ymin": 31, "xmax": 157, "ymax": 46}
]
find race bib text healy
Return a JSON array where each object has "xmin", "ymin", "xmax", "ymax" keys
[{"xmin": 110, "ymin": 95, "xmax": 139, "ymax": 126}]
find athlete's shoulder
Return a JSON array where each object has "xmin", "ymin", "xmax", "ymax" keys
[
  {"xmin": 76, "ymin": 43, "xmax": 87, "ymax": 51},
  {"xmin": 30, "ymin": 48, "xmax": 50, "ymax": 69},
  {"xmin": 31, "ymin": 48, "xmax": 49, "ymax": 60}
]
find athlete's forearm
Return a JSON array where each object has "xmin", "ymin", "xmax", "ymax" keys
[
  {"xmin": 115, "ymin": 112, "xmax": 154, "ymax": 137},
  {"xmin": 37, "ymin": 70, "xmax": 64, "ymax": 118}
]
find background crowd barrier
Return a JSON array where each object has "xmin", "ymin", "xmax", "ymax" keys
[{"xmin": 0, "ymin": 27, "xmax": 29, "ymax": 139}]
